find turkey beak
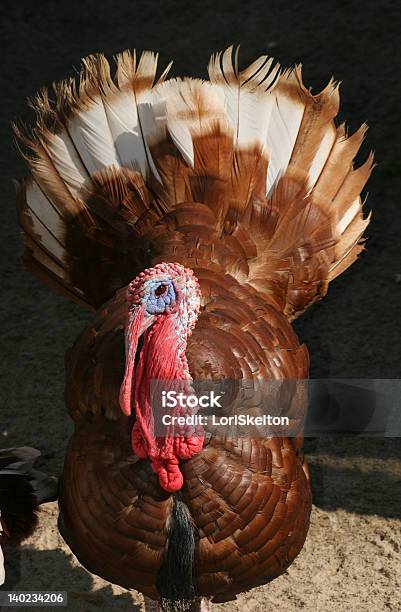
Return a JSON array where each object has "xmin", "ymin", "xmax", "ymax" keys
[{"xmin": 119, "ymin": 305, "xmax": 155, "ymax": 417}]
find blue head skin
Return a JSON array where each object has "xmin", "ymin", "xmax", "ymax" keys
[
  {"xmin": 125, "ymin": 262, "xmax": 201, "ymax": 341},
  {"xmin": 144, "ymin": 279, "xmax": 177, "ymax": 315}
]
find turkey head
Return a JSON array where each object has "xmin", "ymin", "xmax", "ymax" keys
[{"xmin": 119, "ymin": 262, "xmax": 203, "ymax": 493}]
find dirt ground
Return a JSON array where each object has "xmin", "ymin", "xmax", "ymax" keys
[{"xmin": 1, "ymin": 1, "xmax": 401, "ymax": 610}]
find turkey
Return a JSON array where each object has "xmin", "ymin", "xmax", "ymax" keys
[
  {"xmin": 14, "ymin": 46, "xmax": 373, "ymax": 610},
  {"xmin": 0, "ymin": 447, "xmax": 58, "ymax": 586}
]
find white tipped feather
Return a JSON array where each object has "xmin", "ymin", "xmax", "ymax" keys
[
  {"xmin": 112, "ymin": 49, "xmax": 168, "ymax": 180},
  {"xmin": 312, "ymin": 124, "xmax": 369, "ymax": 202},
  {"xmin": 135, "ymin": 92, "xmax": 165, "ymax": 181},
  {"xmin": 24, "ymin": 234, "xmax": 72, "ymax": 283},
  {"xmin": 100, "ymin": 89, "xmax": 150, "ymax": 175},
  {"xmin": 24, "ymin": 211, "xmax": 66, "ymax": 265},
  {"xmin": 161, "ymin": 79, "xmax": 227, "ymax": 167},
  {"xmin": 26, "ymin": 181, "xmax": 66, "ymax": 247},
  {"xmin": 266, "ymin": 77, "xmax": 305, "ymax": 195},
  {"xmin": 336, "ymin": 197, "xmax": 361, "ymax": 234},
  {"xmin": 42, "ymin": 130, "xmax": 90, "ymax": 196},
  {"xmin": 240, "ymin": 55, "xmax": 278, "ymax": 88},
  {"xmin": 208, "ymin": 51, "xmax": 313, "ymax": 196},
  {"xmin": 24, "ymin": 218, "xmax": 66, "ymax": 264},
  {"xmin": 307, "ymin": 125, "xmax": 337, "ymax": 189},
  {"xmin": 234, "ymin": 90, "xmax": 275, "ymax": 148},
  {"xmin": 67, "ymin": 101, "xmax": 120, "ymax": 174},
  {"xmin": 208, "ymin": 46, "xmax": 280, "ymax": 151}
]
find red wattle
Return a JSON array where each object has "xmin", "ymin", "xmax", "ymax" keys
[{"xmin": 121, "ymin": 312, "xmax": 204, "ymax": 493}]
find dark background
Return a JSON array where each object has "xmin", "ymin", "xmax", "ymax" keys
[{"xmin": 0, "ymin": 0, "xmax": 400, "ymax": 498}]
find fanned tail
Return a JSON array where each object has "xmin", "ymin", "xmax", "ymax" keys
[{"xmin": 14, "ymin": 46, "xmax": 373, "ymax": 317}]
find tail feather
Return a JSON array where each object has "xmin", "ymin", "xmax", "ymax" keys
[
  {"xmin": 312, "ymin": 123, "xmax": 367, "ymax": 200},
  {"xmin": 208, "ymin": 45, "xmax": 280, "ymax": 149},
  {"xmin": 288, "ymin": 71, "xmax": 340, "ymax": 189},
  {"xmin": 14, "ymin": 46, "xmax": 373, "ymax": 317}
]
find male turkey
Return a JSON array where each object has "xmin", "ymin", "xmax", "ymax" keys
[{"xmin": 14, "ymin": 46, "xmax": 372, "ymax": 610}]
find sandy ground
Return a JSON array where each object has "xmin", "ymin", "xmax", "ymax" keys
[
  {"xmin": 2, "ymin": 438, "xmax": 401, "ymax": 611},
  {"xmin": 1, "ymin": 0, "xmax": 401, "ymax": 610}
]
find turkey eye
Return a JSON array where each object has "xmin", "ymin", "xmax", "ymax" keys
[{"xmin": 155, "ymin": 284, "xmax": 168, "ymax": 296}]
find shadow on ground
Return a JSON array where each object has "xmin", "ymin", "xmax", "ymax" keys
[
  {"xmin": 307, "ymin": 437, "xmax": 401, "ymax": 518},
  {"xmin": 0, "ymin": 547, "xmax": 140, "ymax": 611}
]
